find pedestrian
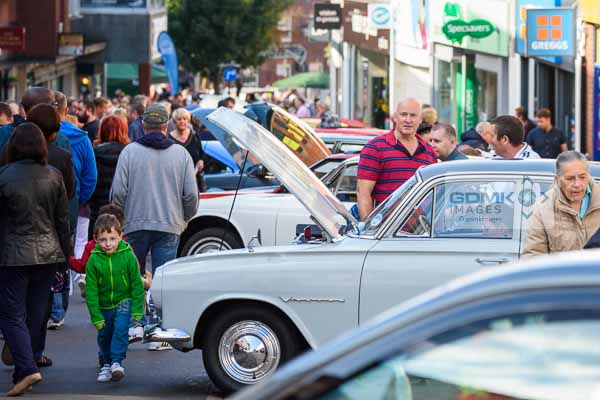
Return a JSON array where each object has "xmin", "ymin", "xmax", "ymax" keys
[
  {"xmin": 127, "ymin": 101, "xmax": 145, "ymax": 142},
  {"xmin": 88, "ymin": 115, "xmax": 129, "ymax": 239},
  {"xmin": 460, "ymin": 121, "xmax": 493, "ymax": 153},
  {"xmin": 77, "ymin": 100, "xmax": 100, "ymax": 142},
  {"xmin": 94, "ymin": 97, "xmax": 111, "ymax": 121},
  {"xmin": 417, "ymin": 122, "xmax": 432, "ymax": 143},
  {"xmin": 429, "ymin": 123, "xmax": 468, "ymax": 162},
  {"xmin": 56, "ymin": 90, "xmax": 98, "ymax": 317},
  {"xmin": 357, "ymin": 98, "xmax": 437, "ymax": 220},
  {"xmin": 0, "ymin": 123, "xmax": 70, "ymax": 396},
  {"xmin": 294, "ymin": 97, "xmax": 311, "ymax": 118},
  {"xmin": 526, "ymin": 108, "xmax": 568, "ymax": 158},
  {"xmin": 514, "ymin": 106, "xmax": 536, "ymax": 139},
  {"xmin": 168, "ymin": 108, "xmax": 205, "ymax": 192},
  {"xmin": 421, "ymin": 106, "xmax": 437, "ymax": 125},
  {"xmin": 0, "ymin": 102, "xmax": 13, "ymax": 126},
  {"xmin": 85, "ymin": 214, "xmax": 145, "ymax": 382},
  {"xmin": 110, "ymin": 103, "xmax": 198, "ymax": 351},
  {"xmin": 27, "ymin": 104, "xmax": 77, "ymax": 343},
  {"xmin": 490, "ymin": 115, "xmax": 540, "ymax": 159},
  {"xmin": 523, "ymin": 150, "xmax": 600, "ymax": 257}
]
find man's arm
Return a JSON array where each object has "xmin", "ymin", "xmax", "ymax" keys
[
  {"xmin": 78, "ymin": 139, "xmax": 98, "ymax": 204},
  {"xmin": 110, "ymin": 149, "xmax": 128, "ymax": 208},
  {"xmin": 560, "ymin": 143, "xmax": 568, "ymax": 152},
  {"xmin": 357, "ymin": 179, "xmax": 376, "ymax": 220},
  {"xmin": 182, "ymin": 151, "xmax": 200, "ymax": 221}
]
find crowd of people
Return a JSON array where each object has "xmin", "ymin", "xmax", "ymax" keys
[
  {"xmin": 0, "ymin": 87, "xmax": 198, "ymax": 395},
  {"xmin": 0, "ymin": 85, "xmax": 598, "ymax": 396}
]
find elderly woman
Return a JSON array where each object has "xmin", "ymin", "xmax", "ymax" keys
[
  {"xmin": 168, "ymin": 107, "xmax": 205, "ymax": 192},
  {"xmin": 0, "ymin": 123, "xmax": 70, "ymax": 395},
  {"xmin": 523, "ymin": 151, "xmax": 600, "ymax": 257}
]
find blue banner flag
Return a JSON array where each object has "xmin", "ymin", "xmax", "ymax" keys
[{"xmin": 157, "ymin": 32, "xmax": 179, "ymax": 95}]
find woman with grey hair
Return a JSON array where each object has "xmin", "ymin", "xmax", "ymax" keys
[
  {"xmin": 168, "ymin": 107, "xmax": 206, "ymax": 192},
  {"xmin": 523, "ymin": 151, "xmax": 600, "ymax": 257}
]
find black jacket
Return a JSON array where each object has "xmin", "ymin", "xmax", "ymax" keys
[
  {"xmin": 0, "ymin": 160, "xmax": 71, "ymax": 267},
  {"xmin": 48, "ymin": 143, "xmax": 76, "ymax": 200},
  {"xmin": 89, "ymin": 142, "xmax": 126, "ymax": 220},
  {"xmin": 460, "ymin": 128, "xmax": 488, "ymax": 152}
]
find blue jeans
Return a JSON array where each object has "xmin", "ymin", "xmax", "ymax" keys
[
  {"xmin": 126, "ymin": 230, "xmax": 180, "ymax": 275},
  {"xmin": 50, "ymin": 291, "xmax": 69, "ymax": 322},
  {"xmin": 97, "ymin": 300, "xmax": 131, "ymax": 366}
]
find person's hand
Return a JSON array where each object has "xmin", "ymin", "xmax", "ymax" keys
[
  {"xmin": 196, "ymin": 160, "xmax": 204, "ymax": 173},
  {"xmin": 95, "ymin": 321, "xmax": 105, "ymax": 330}
]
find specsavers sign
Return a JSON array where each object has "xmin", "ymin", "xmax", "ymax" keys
[{"xmin": 430, "ymin": 0, "xmax": 509, "ymax": 57}]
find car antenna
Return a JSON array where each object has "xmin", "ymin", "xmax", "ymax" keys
[{"xmin": 219, "ymin": 149, "xmax": 250, "ymax": 251}]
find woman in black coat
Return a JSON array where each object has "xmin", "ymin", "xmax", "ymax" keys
[
  {"xmin": 0, "ymin": 123, "xmax": 70, "ymax": 396},
  {"xmin": 88, "ymin": 114, "xmax": 129, "ymax": 238}
]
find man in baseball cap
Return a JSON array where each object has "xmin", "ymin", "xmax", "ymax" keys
[{"xmin": 111, "ymin": 101, "xmax": 198, "ymax": 351}]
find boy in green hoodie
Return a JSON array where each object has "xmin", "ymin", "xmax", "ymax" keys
[{"xmin": 85, "ymin": 214, "xmax": 144, "ymax": 383}]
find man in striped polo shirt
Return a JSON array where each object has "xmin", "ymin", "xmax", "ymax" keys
[{"xmin": 357, "ymin": 98, "xmax": 437, "ymax": 220}]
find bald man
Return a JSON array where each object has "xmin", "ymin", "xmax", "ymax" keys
[{"xmin": 357, "ymin": 98, "xmax": 437, "ymax": 220}]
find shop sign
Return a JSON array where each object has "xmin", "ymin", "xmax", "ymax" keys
[
  {"xmin": 581, "ymin": 0, "xmax": 600, "ymax": 25},
  {"xmin": 368, "ymin": 4, "xmax": 392, "ymax": 30},
  {"xmin": 343, "ymin": 1, "xmax": 389, "ymax": 55},
  {"xmin": 594, "ymin": 66, "xmax": 600, "ymax": 161},
  {"xmin": 429, "ymin": 0, "xmax": 509, "ymax": 57},
  {"xmin": 442, "ymin": 18, "xmax": 494, "ymax": 43},
  {"xmin": 314, "ymin": 3, "xmax": 342, "ymax": 30},
  {"xmin": 0, "ymin": 27, "xmax": 25, "ymax": 52},
  {"xmin": 58, "ymin": 33, "xmax": 84, "ymax": 56},
  {"xmin": 515, "ymin": 0, "xmax": 557, "ymax": 55},
  {"xmin": 526, "ymin": 8, "xmax": 575, "ymax": 57}
]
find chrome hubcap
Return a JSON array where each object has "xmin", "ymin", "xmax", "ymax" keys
[{"xmin": 218, "ymin": 320, "xmax": 281, "ymax": 384}]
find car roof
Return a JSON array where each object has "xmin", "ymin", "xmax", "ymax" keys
[
  {"xmin": 317, "ymin": 133, "xmax": 374, "ymax": 143},
  {"xmin": 316, "ymin": 127, "xmax": 384, "ymax": 136},
  {"xmin": 417, "ymin": 158, "xmax": 600, "ymax": 181}
]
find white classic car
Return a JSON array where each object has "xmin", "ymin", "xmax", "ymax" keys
[
  {"xmin": 148, "ymin": 108, "xmax": 600, "ymax": 394},
  {"xmin": 178, "ymin": 154, "xmax": 357, "ymax": 255}
]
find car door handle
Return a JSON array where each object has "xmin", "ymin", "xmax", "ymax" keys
[{"xmin": 475, "ymin": 257, "xmax": 510, "ymax": 265}]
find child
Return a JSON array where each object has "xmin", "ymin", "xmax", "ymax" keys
[{"xmin": 85, "ymin": 214, "xmax": 145, "ymax": 382}]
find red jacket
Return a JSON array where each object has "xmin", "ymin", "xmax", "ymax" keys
[{"xmin": 69, "ymin": 238, "xmax": 139, "ymax": 274}]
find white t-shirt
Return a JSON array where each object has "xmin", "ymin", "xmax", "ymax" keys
[{"xmin": 489, "ymin": 143, "xmax": 540, "ymax": 159}]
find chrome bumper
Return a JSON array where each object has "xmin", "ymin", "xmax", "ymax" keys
[{"xmin": 144, "ymin": 325, "xmax": 191, "ymax": 344}]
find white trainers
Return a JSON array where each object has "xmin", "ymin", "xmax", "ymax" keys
[
  {"xmin": 147, "ymin": 341, "xmax": 172, "ymax": 351},
  {"xmin": 128, "ymin": 326, "xmax": 144, "ymax": 344},
  {"xmin": 110, "ymin": 362, "xmax": 125, "ymax": 381},
  {"xmin": 47, "ymin": 319, "xmax": 64, "ymax": 330},
  {"xmin": 97, "ymin": 364, "xmax": 111, "ymax": 383}
]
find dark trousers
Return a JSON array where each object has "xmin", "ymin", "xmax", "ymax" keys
[{"xmin": 0, "ymin": 265, "xmax": 55, "ymax": 383}]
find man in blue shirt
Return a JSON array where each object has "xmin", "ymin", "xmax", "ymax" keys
[
  {"xmin": 526, "ymin": 108, "xmax": 568, "ymax": 158},
  {"xmin": 127, "ymin": 102, "xmax": 145, "ymax": 142}
]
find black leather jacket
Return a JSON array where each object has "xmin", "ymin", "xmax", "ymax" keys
[{"xmin": 0, "ymin": 160, "xmax": 71, "ymax": 267}]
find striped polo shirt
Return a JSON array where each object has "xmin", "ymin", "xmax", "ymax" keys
[{"xmin": 358, "ymin": 130, "xmax": 437, "ymax": 203}]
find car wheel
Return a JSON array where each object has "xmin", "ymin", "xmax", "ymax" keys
[
  {"xmin": 180, "ymin": 228, "xmax": 243, "ymax": 256},
  {"xmin": 202, "ymin": 306, "xmax": 300, "ymax": 394}
]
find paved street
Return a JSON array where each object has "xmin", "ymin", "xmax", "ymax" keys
[{"xmin": 0, "ymin": 293, "xmax": 223, "ymax": 399}]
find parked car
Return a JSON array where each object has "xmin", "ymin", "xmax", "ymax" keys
[
  {"xmin": 233, "ymin": 250, "xmax": 600, "ymax": 400},
  {"xmin": 317, "ymin": 131, "xmax": 377, "ymax": 154},
  {"xmin": 148, "ymin": 108, "xmax": 600, "ymax": 394},
  {"xmin": 178, "ymin": 154, "xmax": 356, "ymax": 255}
]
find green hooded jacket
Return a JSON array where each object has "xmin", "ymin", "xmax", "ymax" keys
[{"xmin": 85, "ymin": 240, "xmax": 145, "ymax": 329}]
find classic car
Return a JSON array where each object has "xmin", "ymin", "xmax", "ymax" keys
[
  {"xmin": 233, "ymin": 250, "xmax": 600, "ymax": 400},
  {"xmin": 178, "ymin": 154, "xmax": 356, "ymax": 256},
  {"xmin": 148, "ymin": 108, "xmax": 600, "ymax": 394}
]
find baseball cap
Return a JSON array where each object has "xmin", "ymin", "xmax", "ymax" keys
[{"xmin": 143, "ymin": 103, "xmax": 169, "ymax": 125}]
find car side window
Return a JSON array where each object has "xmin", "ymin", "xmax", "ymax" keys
[
  {"xmin": 334, "ymin": 165, "xmax": 358, "ymax": 202},
  {"xmin": 395, "ymin": 191, "xmax": 434, "ymax": 237},
  {"xmin": 433, "ymin": 181, "xmax": 516, "ymax": 239},
  {"xmin": 319, "ymin": 309, "xmax": 600, "ymax": 400}
]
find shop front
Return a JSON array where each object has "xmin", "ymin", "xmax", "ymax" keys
[
  {"xmin": 430, "ymin": 0, "xmax": 510, "ymax": 134},
  {"xmin": 341, "ymin": 1, "xmax": 390, "ymax": 128}
]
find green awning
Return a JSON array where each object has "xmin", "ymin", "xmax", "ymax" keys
[
  {"xmin": 107, "ymin": 63, "xmax": 169, "ymax": 96},
  {"xmin": 272, "ymin": 71, "xmax": 329, "ymax": 89}
]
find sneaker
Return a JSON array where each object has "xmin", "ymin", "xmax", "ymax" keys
[
  {"xmin": 97, "ymin": 364, "xmax": 111, "ymax": 383},
  {"xmin": 47, "ymin": 319, "xmax": 64, "ymax": 330},
  {"xmin": 147, "ymin": 341, "xmax": 172, "ymax": 351},
  {"xmin": 78, "ymin": 279, "xmax": 86, "ymax": 299},
  {"xmin": 128, "ymin": 326, "xmax": 144, "ymax": 344},
  {"xmin": 110, "ymin": 363, "xmax": 125, "ymax": 381}
]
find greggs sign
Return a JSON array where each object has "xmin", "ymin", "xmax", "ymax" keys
[{"xmin": 526, "ymin": 8, "xmax": 575, "ymax": 56}]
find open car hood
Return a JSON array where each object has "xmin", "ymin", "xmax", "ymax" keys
[{"xmin": 207, "ymin": 108, "xmax": 357, "ymax": 240}]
